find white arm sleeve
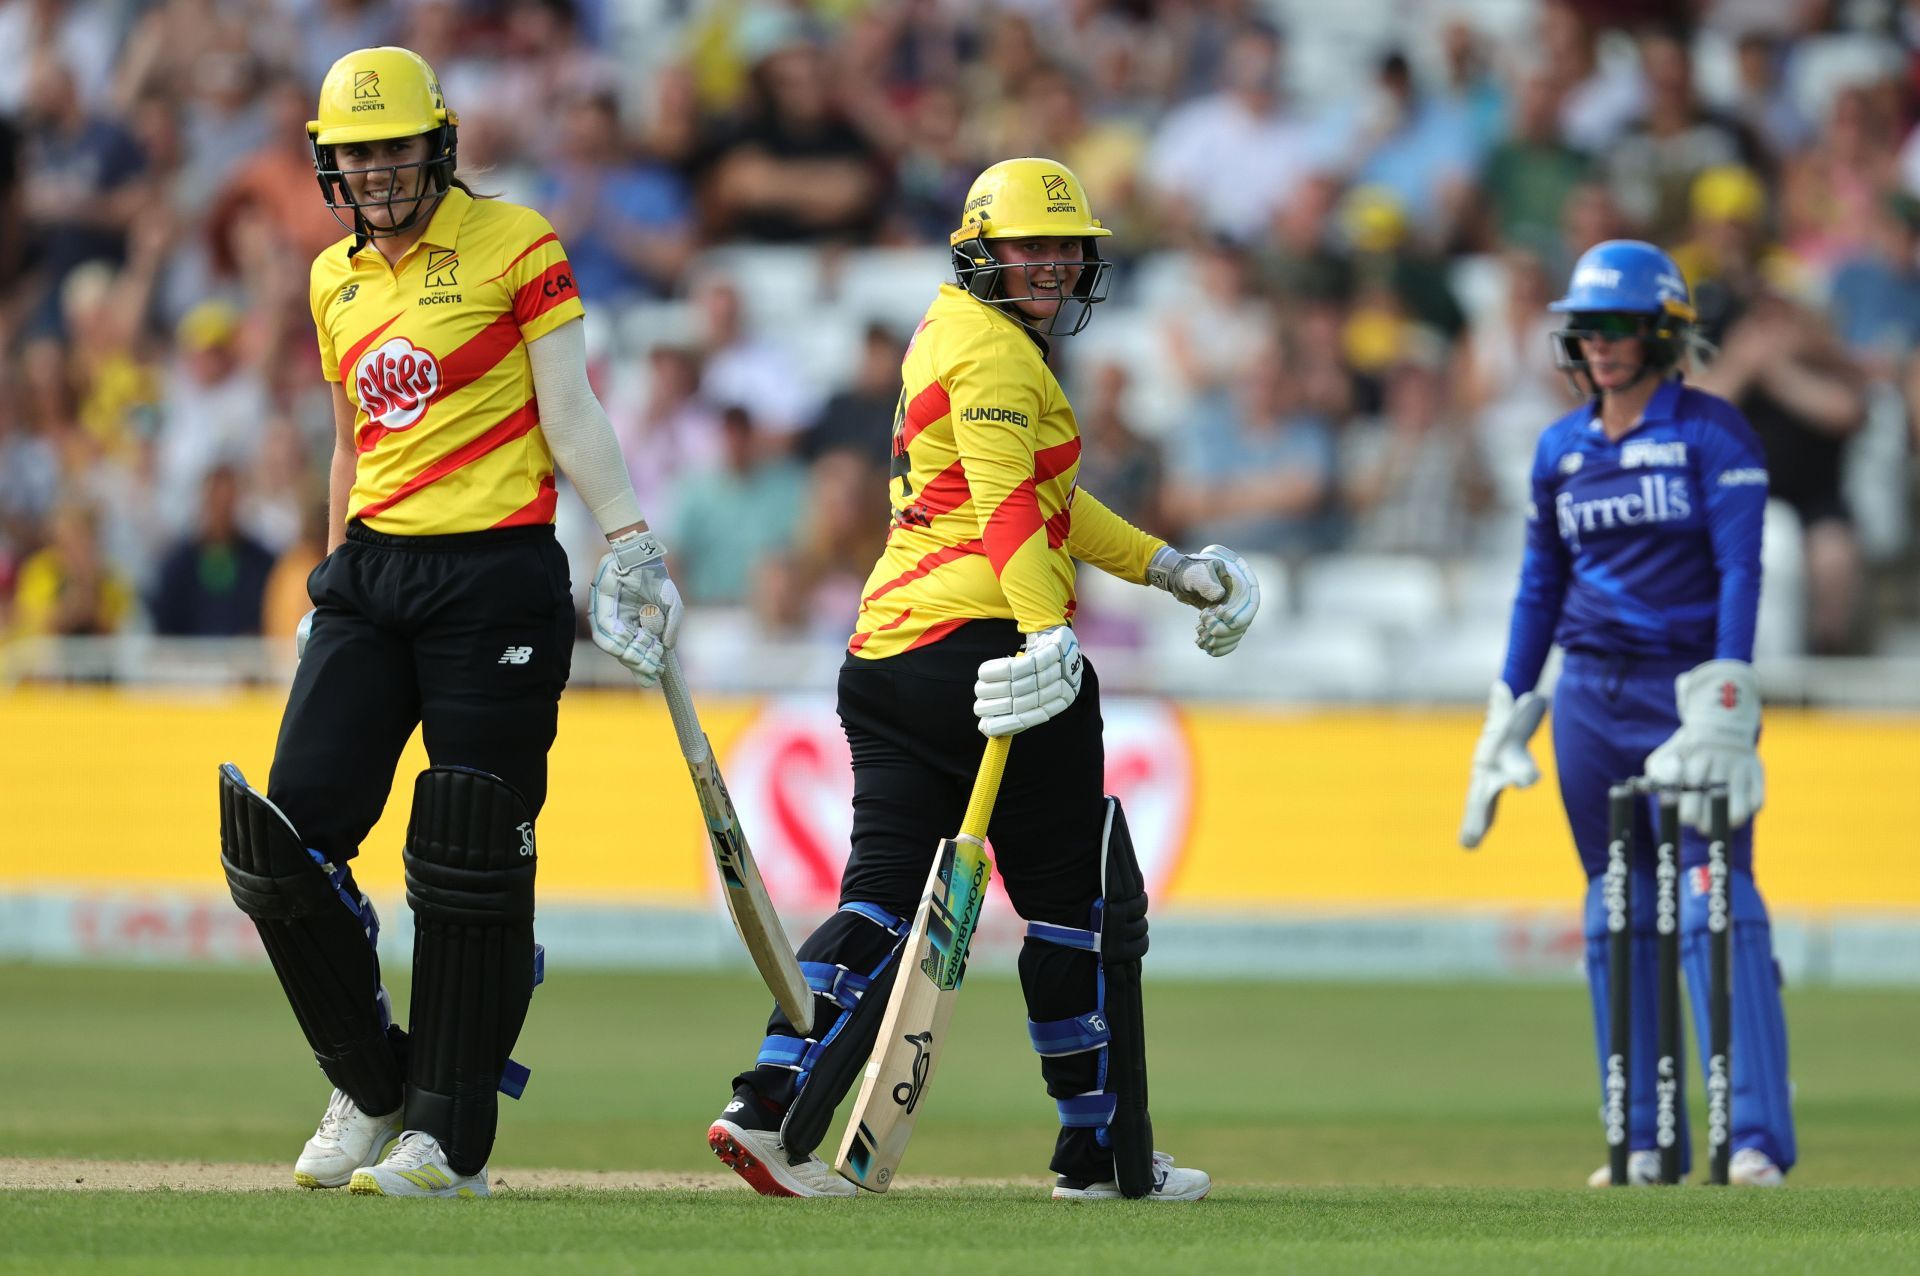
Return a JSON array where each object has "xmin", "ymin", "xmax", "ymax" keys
[{"xmin": 527, "ymin": 318, "xmax": 647, "ymax": 536}]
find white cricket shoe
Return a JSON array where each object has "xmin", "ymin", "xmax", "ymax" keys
[
  {"xmin": 709, "ymin": 1110, "xmax": 856, "ymax": 1198},
  {"xmin": 348, "ymin": 1130, "xmax": 489, "ymax": 1198},
  {"xmin": 1587, "ymin": 1150, "xmax": 1666, "ymax": 1187},
  {"xmin": 1053, "ymin": 1151, "xmax": 1211, "ymax": 1201},
  {"xmin": 1729, "ymin": 1147, "xmax": 1785, "ymax": 1187},
  {"xmin": 293, "ymin": 1088, "xmax": 402, "ymax": 1189}
]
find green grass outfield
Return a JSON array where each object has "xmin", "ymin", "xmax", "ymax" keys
[{"xmin": 3, "ymin": 964, "xmax": 1916, "ymax": 1274}]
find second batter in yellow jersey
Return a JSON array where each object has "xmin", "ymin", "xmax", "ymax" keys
[
  {"xmin": 308, "ymin": 187, "xmax": 585, "ymax": 535},
  {"xmin": 849, "ymin": 284, "xmax": 1165, "ymax": 658}
]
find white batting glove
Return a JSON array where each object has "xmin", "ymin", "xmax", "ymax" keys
[
  {"xmin": 1458, "ymin": 680, "xmax": 1548, "ymax": 849},
  {"xmin": 295, "ymin": 608, "xmax": 315, "ymax": 659},
  {"xmin": 589, "ymin": 529, "xmax": 682, "ymax": 689},
  {"xmin": 1148, "ymin": 544, "xmax": 1261, "ymax": 656},
  {"xmin": 973, "ymin": 624, "xmax": 1083, "ymax": 738},
  {"xmin": 1191, "ymin": 545, "xmax": 1262, "ymax": 656},
  {"xmin": 1644, "ymin": 659, "xmax": 1764, "ymax": 833},
  {"xmin": 1148, "ymin": 545, "xmax": 1228, "ymax": 607}
]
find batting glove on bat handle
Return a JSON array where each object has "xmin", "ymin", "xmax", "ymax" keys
[
  {"xmin": 590, "ymin": 530, "xmax": 680, "ymax": 688},
  {"xmin": 973, "ymin": 625, "xmax": 1083, "ymax": 738}
]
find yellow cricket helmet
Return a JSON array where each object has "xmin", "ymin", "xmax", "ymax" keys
[
  {"xmin": 308, "ymin": 47, "xmax": 460, "ymax": 239},
  {"xmin": 950, "ymin": 158, "xmax": 1113, "ymax": 337},
  {"xmin": 308, "ymin": 46, "xmax": 457, "ymax": 146}
]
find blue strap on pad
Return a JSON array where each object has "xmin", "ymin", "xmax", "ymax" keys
[
  {"xmin": 1026, "ymin": 919, "xmax": 1101, "ymax": 952},
  {"xmin": 1028, "ymin": 1011, "xmax": 1112, "ymax": 1056},
  {"xmin": 801, "ymin": 961, "xmax": 871, "ymax": 1011},
  {"xmin": 1057, "ymin": 1092, "xmax": 1119, "ymax": 1128}
]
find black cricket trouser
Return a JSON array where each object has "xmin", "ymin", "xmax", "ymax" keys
[
  {"xmin": 748, "ymin": 619, "xmax": 1117, "ymax": 1180},
  {"xmin": 267, "ymin": 522, "xmax": 575, "ymax": 860}
]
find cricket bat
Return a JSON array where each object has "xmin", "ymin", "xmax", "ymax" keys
[
  {"xmin": 655, "ymin": 648, "xmax": 814, "ymax": 1034},
  {"xmin": 835, "ymin": 733, "xmax": 1012, "ymax": 1191}
]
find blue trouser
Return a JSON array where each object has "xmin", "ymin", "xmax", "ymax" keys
[{"xmin": 1555, "ymin": 651, "xmax": 1796, "ymax": 1172}]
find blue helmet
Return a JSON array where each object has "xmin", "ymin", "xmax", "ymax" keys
[
  {"xmin": 1549, "ymin": 240, "xmax": 1697, "ymax": 393},
  {"xmin": 1550, "ymin": 239, "xmax": 1696, "ymax": 321}
]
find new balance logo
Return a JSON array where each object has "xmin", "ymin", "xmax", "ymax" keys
[{"xmin": 498, "ymin": 646, "xmax": 533, "ymax": 665}]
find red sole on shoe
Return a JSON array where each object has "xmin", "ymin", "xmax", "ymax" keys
[{"xmin": 708, "ymin": 1123, "xmax": 800, "ymax": 1198}]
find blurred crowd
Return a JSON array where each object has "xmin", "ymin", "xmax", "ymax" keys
[{"xmin": 3, "ymin": 0, "xmax": 1919, "ymax": 663}]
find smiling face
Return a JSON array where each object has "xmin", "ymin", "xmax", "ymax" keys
[
  {"xmin": 989, "ymin": 236, "xmax": 1085, "ymax": 323},
  {"xmin": 335, "ymin": 132, "xmax": 433, "ymax": 231}
]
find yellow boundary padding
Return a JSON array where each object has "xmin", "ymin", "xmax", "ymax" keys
[{"xmin": 3, "ymin": 689, "xmax": 1915, "ymax": 911}]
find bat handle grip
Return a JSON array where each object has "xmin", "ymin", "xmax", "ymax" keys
[
  {"xmin": 960, "ymin": 735, "xmax": 1011, "ymax": 842},
  {"xmin": 641, "ymin": 605, "xmax": 709, "ymax": 765}
]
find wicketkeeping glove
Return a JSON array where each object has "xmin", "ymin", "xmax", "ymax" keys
[
  {"xmin": 1644, "ymin": 658, "xmax": 1764, "ymax": 833},
  {"xmin": 1458, "ymin": 680, "xmax": 1548, "ymax": 849},
  {"xmin": 590, "ymin": 529, "xmax": 682, "ymax": 689},
  {"xmin": 1148, "ymin": 543, "xmax": 1261, "ymax": 657},
  {"xmin": 973, "ymin": 624, "xmax": 1083, "ymax": 738}
]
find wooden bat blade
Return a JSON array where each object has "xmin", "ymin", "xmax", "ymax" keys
[
  {"xmin": 834, "ymin": 833, "xmax": 991, "ymax": 1191},
  {"xmin": 687, "ymin": 748, "xmax": 814, "ymax": 1034}
]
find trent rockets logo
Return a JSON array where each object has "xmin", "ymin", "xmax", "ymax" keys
[
  {"xmin": 353, "ymin": 71, "xmax": 380, "ymax": 99},
  {"xmin": 354, "ymin": 336, "xmax": 441, "ymax": 430},
  {"xmin": 1041, "ymin": 172, "xmax": 1077, "ymax": 213}
]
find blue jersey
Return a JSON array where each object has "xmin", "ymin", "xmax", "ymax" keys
[{"xmin": 1500, "ymin": 377, "xmax": 1768, "ymax": 692}]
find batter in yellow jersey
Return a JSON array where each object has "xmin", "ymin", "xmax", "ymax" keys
[
  {"xmin": 309, "ymin": 186, "xmax": 583, "ymax": 535},
  {"xmin": 707, "ymin": 158, "xmax": 1262, "ymax": 1202},
  {"xmin": 224, "ymin": 46, "xmax": 686, "ymax": 1203},
  {"xmin": 849, "ymin": 282, "xmax": 1171, "ymax": 656}
]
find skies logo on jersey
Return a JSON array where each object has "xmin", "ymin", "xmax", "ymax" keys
[
  {"xmin": 354, "ymin": 336, "xmax": 442, "ymax": 431},
  {"xmin": 1555, "ymin": 475, "xmax": 1691, "ymax": 551}
]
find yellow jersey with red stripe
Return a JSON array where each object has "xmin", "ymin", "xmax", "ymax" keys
[
  {"xmin": 307, "ymin": 187, "xmax": 584, "ymax": 535},
  {"xmin": 849, "ymin": 284, "xmax": 1164, "ymax": 658}
]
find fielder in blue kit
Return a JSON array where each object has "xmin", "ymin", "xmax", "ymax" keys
[{"xmin": 1459, "ymin": 240, "xmax": 1795, "ymax": 1187}]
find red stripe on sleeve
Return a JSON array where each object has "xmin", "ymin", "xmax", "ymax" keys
[
  {"xmin": 1033, "ymin": 438, "xmax": 1081, "ymax": 482},
  {"xmin": 513, "ymin": 262, "xmax": 579, "ymax": 326},
  {"xmin": 983, "ymin": 479, "xmax": 1044, "ymax": 576},
  {"xmin": 353, "ymin": 398, "xmax": 543, "ymax": 521},
  {"xmin": 862, "ymin": 539, "xmax": 983, "ymax": 604},
  {"xmin": 1045, "ymin": 505, "xmax": 1072, "ymax": 548},
  {"xmin": 491, "ymin": 474, "xmax": 558, "ymax": 528},
  {"xmin": 485, "ymin": 233, "xmax": 559, "ymax": 284},
  {"xmin": 847, "ymin": 607, "xmax": 912, "ymax": 655},
  {"xmin": 896, "ymin": 382, "xmax": 951, "ymax": 455},
  {"xmin": 902, "ymin": 459, "xmax": 972, "ymax": 525},
  {"xmin": 338, "ymin": 312, "xmax": 406, "ymax": 379}
]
